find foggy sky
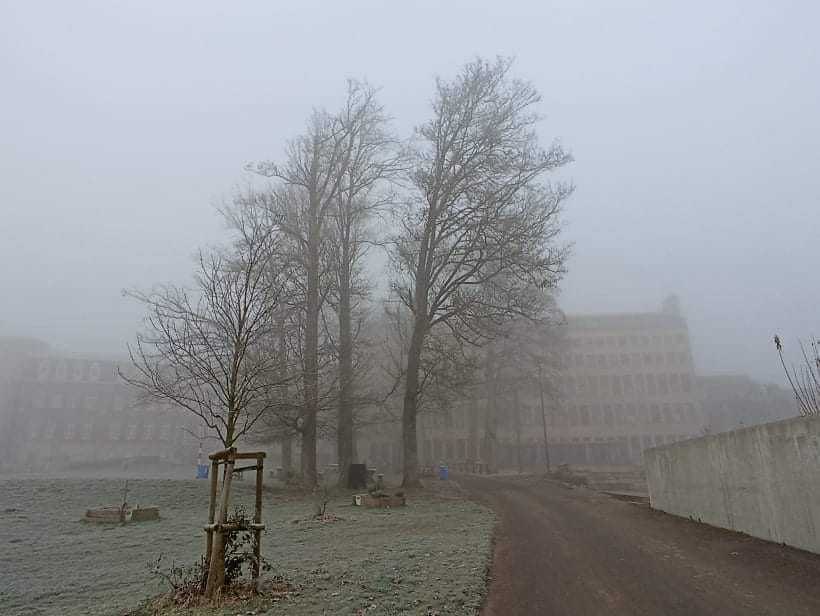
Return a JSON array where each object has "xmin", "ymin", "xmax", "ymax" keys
[{"xmin": 2, "ymin": 1, "xmax": 819, "ymax": 385}]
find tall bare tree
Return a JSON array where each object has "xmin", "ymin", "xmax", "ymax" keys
[
  {"xmin": 327, "ymin": 82, "xmax": 402, "ymax": 486},
  {"xmin": 390, "ymin": 57, "xmax": 573, "ymax": 486},
  {"xmin": 249, "ymin": 114, "xmax": 350, "ymax": 487}
]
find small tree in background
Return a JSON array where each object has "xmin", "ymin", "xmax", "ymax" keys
[{"xmin": 774, "ymin": 335, "xmax": 820, "ymax": 415}]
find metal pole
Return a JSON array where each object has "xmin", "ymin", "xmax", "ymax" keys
[{"xmin": 538, "ymin": 362, "xmax": 551, "ymax": 475}]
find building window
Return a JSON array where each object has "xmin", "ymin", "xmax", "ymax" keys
[
  {"xmin": 143, "ymin": 424, "xmax": 154, "ymax": 440},
  {"xmin": 657, "ymin": 374, "xmax": 669, "ymax": 395},
  {"xmin": 603, "ymin": 405, "xmax": 613, "ymax": 425},
  {"xmin": 650, "ymin": 405, "xmax": 662, "ymax": 423},
  {"xmin": 109, "ymin": 423, "xmax": 122, "ymax": 440},
  {"xmin": 88, "ymin": 363, "xmax": 101, "ymax": 381},
  {"xmin": 72, "ymin": 362, "xmax": 84, "ymax": 381},
  {"xmin": 612, "ymin": 375, "xmax": 622, "ymax": 395},
  {"xmin": 56, "ymin": 361, "xmax": 68, "ymax": 380},
  {"xmin": 589, "ymin": 375, "xmax": 599, "ymax": 396},
  {"xmin": 646, "ymin": 374, "xmax": 657, "ymax": 395},
  {"xmin": 37, "ymin": 360, "xmax": 50, "ymax": 380},
  {"xmin": 579, "ymin": 406, "xmax": 590, "ymax": 426},
  {"xmin": 64, "ymin": 423, "xmax": 76, "ymax": 440},
  {"xmin": 81, "ymin": 423, "xmax": 93, "ymax": 440},
  {"xmin": 45, "ymin": 422, "xmax": 57, "ymax": 440},
  {"xmin": 682, "ymin": 374, "xmax": 693, "ymax": 393},
  {"xmin": 29, "ymin": 419, "xmax": 41, "ymax": 439},
  {"xmin": 126, "ymin": 424, "xmax": 137, "ymax": 441},
  {"xmin": 669, "ymin": 373, "xmax": 681, "ymax": 393},
  {"xmin": 159, "ymin": 424, "xmax": 171, "ymax": 441}
]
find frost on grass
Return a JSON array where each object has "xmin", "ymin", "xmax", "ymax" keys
[{"xmin": 0, "ymin": 479, "xmax": 494, "ymax": 616}]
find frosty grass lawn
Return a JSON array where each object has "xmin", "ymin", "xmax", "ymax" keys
[{"xmin": 0, "ymin": 478, "xmax": 494, "ymax": 615}]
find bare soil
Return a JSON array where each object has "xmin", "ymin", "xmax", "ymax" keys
[{"xmin": 461, "ymin": 474, "xmax": 820, "ymax": 616}]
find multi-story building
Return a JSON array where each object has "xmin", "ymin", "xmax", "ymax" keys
[
  {"xmin": 0, "ymin": 337, "xmax": 200, "ymax": 472},
  {"xmin": 358, "ymin": 296, "xmax": 705, "ymax": 472}
]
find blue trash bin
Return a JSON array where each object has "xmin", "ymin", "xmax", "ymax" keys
[
  {"xmin": 439, "ymin": 464, "xmax": 449, "ymax": 480},
  {"xmin": 196, "ymin": 464, "xmax": 209, "ymax": 479}
]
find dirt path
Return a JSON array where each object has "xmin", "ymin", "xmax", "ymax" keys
[{"xmin": 460, "ymin": 474, "xmax": 820, "ymax": 616}]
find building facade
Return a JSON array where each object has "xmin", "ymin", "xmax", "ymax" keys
[
  {"xmin": 0, "ymin": 337, "xmax": 200, "ymax": 472},
  {"xmin": 358, "ymin": 297, "xmax": 705, "ymax": 472}
]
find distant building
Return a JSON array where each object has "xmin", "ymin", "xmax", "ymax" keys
[
  {"xmin": 0, "ymin": 337, "xmax": 200, "ymax": 472},
  {"xmin": 699, "ymin": 374, "xmax": 797, "ymax": 434},
  {"xmin": 358, "ymin": 297, "xmax": 705, "ymax": 472}
]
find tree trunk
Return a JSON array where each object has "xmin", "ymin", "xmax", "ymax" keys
[
  {"xmin": 301, "ymin": 201, "xmax": 320, "ymax": 488},
  {"xmin": 484, "ymin": 352, "xmax": 498, "ymax": 474},
  {"xmin": 513, "ymin": 388, "xmax": 523, "ymax": 473},
  {"xmin": 401, "ymin": 318, "xmax": 425, "ymax": 487},
  {"xmin": 336, "ymin": 259, "xmax": 354, "ymax": 487},
  {"xmin": 281, "ymin": 436, "xmax": 292, "ymax": 475}
]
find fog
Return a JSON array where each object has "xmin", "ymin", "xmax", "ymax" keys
[{"xmin": 2, "ymin": 0, "xmax": 819, "ymax": 384}]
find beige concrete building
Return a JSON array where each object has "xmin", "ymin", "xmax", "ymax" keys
[
  {"xmin": 0, "ymin": 337, "xmax": 200, "ymax": 472},
  {"xmin": 359, "ymin": 297, "xmax": 705, "ymax": 472}
]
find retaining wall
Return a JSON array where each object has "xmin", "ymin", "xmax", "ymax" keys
[{"xmin": 645, "ymin": 414, "xmax": 820, "ymax": 554}]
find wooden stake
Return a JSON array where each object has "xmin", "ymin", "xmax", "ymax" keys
[
  {"xmin": 206, "ymin": 447, "xmax": 236, "ymax": 598},
  {"xmin": 205, "ymin": 459, "xmax": 218, "ymax": 570},
  {"xmin": 253, "ymin": 454, "xmax": 264, "ymax": 586}
]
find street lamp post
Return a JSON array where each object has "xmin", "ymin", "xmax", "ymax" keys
[{"xmin": 537, "ymin": 361, "xmax": 552, "ymax": 475}]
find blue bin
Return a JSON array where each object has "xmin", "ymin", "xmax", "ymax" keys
[
  {"xmin": 439, "ymin": 464, "xmax": 448, "ymax": 480},
  {"xmin": 196, "ymin": 464, "xmax": 209, "ymax": 479}
]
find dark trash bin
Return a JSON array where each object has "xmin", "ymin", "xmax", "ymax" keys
[{"xmin": 348, "ymin": 463, "xmax": 368, "ymax": 490}]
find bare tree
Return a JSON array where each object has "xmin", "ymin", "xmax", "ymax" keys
[
  {"xmin": 249, "ymin": 112, "xmax": 350, "ymax": 487},
  {"xmin": 389, "ymin": 57, "xmax": 573, "ymax": 485},
  {"xmin": 327, "ymin": 81, "xmax": 402, "ymax": 487},
  {"xmin": 774, "ymin": 335, "xmax": 820, "ymax": 415},
  {"xmin": 123, "ymin": 202, "xmax": 292, "ymax": 448},
  {"xmin": 249, "ymin": 83, "xmax": 401, "ymax": 486},
  {"xmin": 123, "ymin": 193, "xmax": 292, "ymax": 596}
]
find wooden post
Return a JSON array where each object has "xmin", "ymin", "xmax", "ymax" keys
[
  {"xmin": 252, "ymin": 453, "xmax": 264, "ymax": 586},
  {"xmin": 206, "ymin": 447, "xmax": 236, "ymax": 598},
  {"xmin": 205, "ymin": 459, "xmax": 219, "ymax": 570}
]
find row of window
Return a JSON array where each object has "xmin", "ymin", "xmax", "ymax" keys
[
  {"xmin": 561, "ymin": 372, "xmax": 693, "ymax": 397},
  {"xmin": 529, "ymin": 401, "xmax": 698, "ymax": 427},
  {"xmin": 568, "ymin": 350, "xmax": 690, "ymax": 370},
  {"xmin": 567, "ymin": 333, "xmax": 687, "ymax": 349},
  {"xmin": 418, "ymin": 431, "xmax": 693, "ymax": 464},
  {"xmin": 30, "ymin": 391, "xmax": 133, "ymax": 412},
  {"xmin": 28, "ymin": 420, "xmax": 193, "ymax": 442},
  {"xmin": 35, "ymin": 359, "xmax": 114, "ymax": 382}
]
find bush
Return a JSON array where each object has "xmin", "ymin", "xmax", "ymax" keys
[{"xmin": 147, "ymin": 505, "xmax": 271, "ymax": 605}]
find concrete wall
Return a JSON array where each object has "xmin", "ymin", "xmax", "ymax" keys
[{"xmin": 645, "ymin": 414, "xmax": 820, "ymax": 554}]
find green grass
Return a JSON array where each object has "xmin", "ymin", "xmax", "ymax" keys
[{"xmin": 0, "ymin": 479, "xmax": 494, "ymax": 615}]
